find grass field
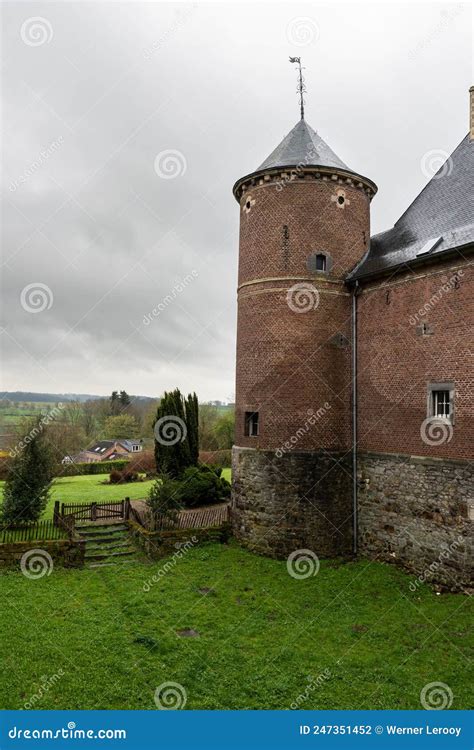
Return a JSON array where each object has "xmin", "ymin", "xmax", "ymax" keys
[
  {"xmin": 0, "ymin": 470, "xmax": 232, "ymax": 520},
  {"xmin": 0, "ymin": 543, "xmax": 471, "ymax": 710},
  {"xmin": 0, "ymin": 474, "xmax": 156, "ymax": 519}
]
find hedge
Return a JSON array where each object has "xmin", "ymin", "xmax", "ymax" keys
[{"xmin": 55, "ymin": 460, "xmax": 129, "ymax": 477}]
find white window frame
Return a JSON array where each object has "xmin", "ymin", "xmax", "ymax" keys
[
  {"xmin": 426, "ymin": 382, "xmax": 455, "ymax": 425},
  {"xmin": 245, "ymin": 411, "xmax": 259, "ymax": 437}
]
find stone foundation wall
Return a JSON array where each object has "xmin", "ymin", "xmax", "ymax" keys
[
  {"xmin": 128, "ymin": 521, "xmax": 231, "ymax": 560},
  {"xmin": 357, "ymin": 452, "xmax": 473, "ymax": 590},
  {"xmin": 231, "ymin": 446, "xmax": 353, "ymax": 558},
  {"xmin": 0, "ymin": 538, "xmax": 85, "ymax": 570}
]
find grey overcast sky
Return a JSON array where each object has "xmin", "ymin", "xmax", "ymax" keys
[{"xmin": 1, "ymin": 1, "xmax": 472, "ymax": 401}]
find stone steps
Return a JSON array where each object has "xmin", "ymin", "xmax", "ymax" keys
[{"xmin": 76, "ymin": 522, "xmax": 140, "ymax": 568}]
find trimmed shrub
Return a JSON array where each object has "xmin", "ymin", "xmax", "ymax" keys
[
  {"xmin": 109, "ymin": 468, "xmax": 140, "ymax": 484},
  {"xmin": 177, "ymin": 466, "xmax": 230, "ymax": 508},
  {"xmin": 147, "ymin": 475, "xmax": 182, "ymax": 525},
  {"xmin": 146, "ymin": 466, "xmax": 230, "ymax": 516},
  {"xmin": 198, "ymin": 450, "xmax": 231, "ymax": 469}
]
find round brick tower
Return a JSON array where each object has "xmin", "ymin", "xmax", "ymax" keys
[{"xmin": 232, "ymin": 116, "xmax": 377, "ymax": 558}]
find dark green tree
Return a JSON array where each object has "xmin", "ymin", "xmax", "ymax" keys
[
  {"xmin": 119, "ymin": 390, "xmax": 131, "ymax": 408},
  {"xmin": 2, "ymin": 419, "xmax": 55, "ymax": 524},
  {"xmin": 185, "ymin": 392, "xmax": 199, "ymax": 466},
  {"xmin": 153, "ymin": 389, "xmax": 199, "ymax": 478},
  {"xmin": 110, "ymin": 390, "xmax": 120, "ymax": 415}
]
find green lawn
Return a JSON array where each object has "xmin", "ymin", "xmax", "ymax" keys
[
  {"xmin": 0, "ymin": 470, "xmax": 232, "ymax": 520},
  {"xmin": 0, "ymin": 474, "xmax": 156, "ymax": 519},
  {"xmin": 0, "ymin": 543, "xmax": 471, "ymax": 710}
]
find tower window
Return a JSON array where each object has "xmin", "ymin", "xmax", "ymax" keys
[
  {"xmin": 337, "ymin": 195, "xmax": 345, "ymax": 205},
  {"xmin": 244, "ymin": 411, "xmax": 259, "ymax": 437},
  {"xmin": 315, "ymin": 254, "xmax": 326, "ymax": 271},
  {"xmin": 307, "ymin": 252, "xmax": 330, "ymax": 273},
  {"xmin": 427, "ymin": 382, "xmax": 454, "ymax": 423}
]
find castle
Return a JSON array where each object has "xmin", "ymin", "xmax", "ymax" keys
[{"xmin": 231, "ymin": 83, "xmax": 473, "ymax": 591}]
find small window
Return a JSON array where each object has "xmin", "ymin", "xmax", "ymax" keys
[
  {"xmin": 315, "ymin": 254, "xmax": 326, "ymax": 271},
  {"xmin": 432, "ymin": 390, "xmax": 450, "ymax": 418},
  {"xmin": 244, "ymin": 411, "xmax": 259, "ymax": 437},
  {"xmin": 427, "ymin": 383, "xmax": 454, "ymax": 423},
  {"xmin": 307, "ymin": 252, "xmax": 331, "ymax": 273}
]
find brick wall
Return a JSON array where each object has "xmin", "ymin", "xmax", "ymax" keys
[
  {"xmin": 357, "ymin": 258, "xmax": 473, "ymax": 460},
  {"xmin": 236, "ymin": 177, "xmax": 371, "ymax": 450}
]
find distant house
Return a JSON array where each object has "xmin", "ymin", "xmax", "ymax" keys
[{"xmin": 62, "ymin": 439, "xmax": 143, "ymax": 464}]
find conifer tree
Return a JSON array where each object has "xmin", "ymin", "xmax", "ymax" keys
[
  {"xmin": 153, "ymin": 389, "xmax": 199, "ymax": 477},
  {"xmin": 2, "ymin": 418, "xmax": 54, "ymax": 524}
]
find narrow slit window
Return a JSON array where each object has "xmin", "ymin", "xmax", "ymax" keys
[
  {"xmin": 315, "ymin": 253, "xmax": 327, "ymax": 271},
  {"xmin": 245, "ymin": 411, "xmax": 259, "ymax": 437}
]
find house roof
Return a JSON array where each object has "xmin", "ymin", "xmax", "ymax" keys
[
  {"xmin": 119, "ymin": 439, "xmax": 141, "ymax": 451},
  {"xmin": 257, "ymin": 119, "xmax": 351, "ymax": 173},
  {"xmin": 88, "ymin": 440, "xmax": 115, "ymax": 455},
  {"xmin": 87, "ymin": 439, "xmax": 141, "ymax": 455},
  {"xmin": 349, "ymin": 135, "xmax": 474, "ymax": 280}
]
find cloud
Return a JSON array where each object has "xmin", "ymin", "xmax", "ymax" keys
[{"xmin": 1, "ymin": 1, "xmax": 470, "ymax": 399}]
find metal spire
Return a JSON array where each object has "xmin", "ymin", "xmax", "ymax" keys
[{"xmin": 289, "ymin": 56, "xmax": 306, "ymax": 120}]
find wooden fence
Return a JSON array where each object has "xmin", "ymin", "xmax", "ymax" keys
[
  {"xmin": 132, "ymin": 502, "xmax": 230, "ymax": 532},
  {"xmin": 0, "ymin": 519, "xmax": 70, "ymax": 544}
]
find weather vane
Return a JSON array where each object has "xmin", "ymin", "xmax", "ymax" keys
[{"xmin": 289, "ymin": 56, "xmax": 306, "ymax": 120}]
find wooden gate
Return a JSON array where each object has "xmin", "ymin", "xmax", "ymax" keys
[{"xmin": 55, "ymin": 499, "xmax": 127, "ymax": 524}]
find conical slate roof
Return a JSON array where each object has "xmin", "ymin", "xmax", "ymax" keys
[{"xmin": 257, "ymin": 119, "xmax": 350, "ymax": 172}]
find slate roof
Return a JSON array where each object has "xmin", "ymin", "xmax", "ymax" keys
[
  {"xmin": 350, "ymin": 135, "xmax": 474, "ymax": 280},
  {"xmin": 257, "ymin": 119, "xmax": 351, "ymax": 172}
]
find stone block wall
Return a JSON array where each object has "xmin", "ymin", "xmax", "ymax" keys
[
  {"xmin": 232, "ymin": 446, "xmax": 353, "ymax": 558},
  {"xmin": 128, "ymin": 521, "xmax": 231, "ymax": 560},
  {"xmin": 357, "ymin": 451, "xmax": 473, "ymax": 590},
  {"xmin": 0, "ymin": 538, "xmax": 85, "ymax": 570}
]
